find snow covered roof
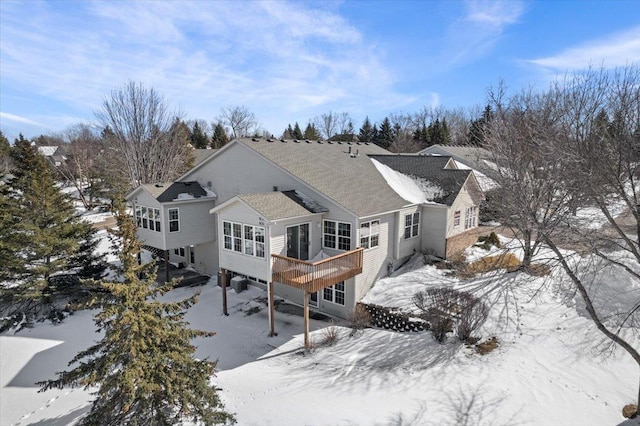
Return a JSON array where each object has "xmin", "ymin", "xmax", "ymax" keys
[
  {"xmin": 37, "ymin": 146, "xmax": 59, "ymax": 157},
  {"xmin": 369, "ymin": 155, "xmax": 475, "ymax": 206}
]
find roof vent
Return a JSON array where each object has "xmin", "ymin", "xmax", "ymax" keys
[
  {"xmin": 317, "ymin": 140, "xmax": 323, "ymax": 144},
  {"xmin": 251, "ymin": 138, "xmax": 258, "ymax": 142},
  {"xmin": 155, "ymin": 183, "xmax": 164, "ymax": 188},
  {"xmin": 267, "ymin": 138, "xmax": 274, "ymax": 142},
  {"xmin": 337, "ymin": 141, "xmax": 343, "ymax": 144},
  {"xmin": 365, "ymin": 142, "xmax": 370, "ymax": 145},
  {"xmin": 356, "ymin": 142, "xmax": 361, "ymax": 145},
  {"xmin": 280, "ymin": 139, "xmax": 286, "ymax": 142},
  {"xmin": 293, "ymin": 139, "xmax": 299, "ymax": 143},
  {"xmin": 305, "ymin": 140, "xmax": 311, "ymax": 143},
  {"xmin": 347, "ymin": 142, "xmax": 352, "ymax": 145},
  {"xmin": 350, "ymin": 149, "xmax": 359, "ymax": 158},
  {"xmin": 327, "ymin": 140, "xmax": 333, "ymax": 144}
]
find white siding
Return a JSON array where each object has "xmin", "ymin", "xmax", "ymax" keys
[
  {"xmin": 217, "ymin": 201, "xmax": 270, "ymax": 282},
  {"xmin": 354, "ymin": 212, "xmax": 394, "ymax": 302},
  {"xmin": 397, "ymin": 207, "xmax": 422, "ymax": 259},
  {"xmin": 163, "ymin": 200, "xmax": 216, "ymax": 249},
  {"xmin": 421, "ymin": 205, "xmax": 447, "ymax": 257},
  {"xmin": 446, "ymin": 181, "xmax": 480, "ymax": 238},
  {"xmin": 131, "ymin": 191, "xmax": 166, "ymax": 249}
]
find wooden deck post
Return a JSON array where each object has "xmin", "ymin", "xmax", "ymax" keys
[
  {"xmin": 268, "ymin": 281, "xmax": 275, "ymax": 337},
  {"xmin": 303, "ymin": 290, "xmax": 310, "ymax": 349},
  {"xmin": 221, "ymin": 268, "xmax": 228, "ymax": 316},
  {"xmin": 164, "ymin": 250, "xmax": 170, "ymax": 283}
]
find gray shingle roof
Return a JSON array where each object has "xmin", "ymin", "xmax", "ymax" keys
[
  {"xmin": 419, "ymin": 145, "xmax": 492, "ymax": 172},
  {"xmin": 141, "ymin": 181, "xmax": 213, "ymax": 202},
  {"xmin": 369, "ymin": 155, "xmax": 472, "ymax": 206},
  {"xmin": 238, "ymin": 138, "xmax": 411, "ymax": 217},
  {"xmin": 193, "ymin": 149, "xmax": 217, "ymax": 166},
  {"xmin": 237, "ymin": 192, "xmax": 319, "ymax": 221}
]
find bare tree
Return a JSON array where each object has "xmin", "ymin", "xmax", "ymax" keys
[
  {"xmin": 217, "ymin": 105, "xmax": 257, "ymax": 139},
  {"xmin": 96, "ymin": 81, "xmax": 192, "ymax": 189},
  {"xmin": 485, "ymin": 65, "xmax": 640, "ymax": 414},
  {"xmin": 314, "ymin": 111, "xmax": 339, "ymax": 140},
  {"xmin": 52, "ymin": 124, "xmax": 105, "ymax": 209}
]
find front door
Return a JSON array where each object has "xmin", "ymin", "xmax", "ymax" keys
[{"xmin": 286, "ymin": 224, "xmax": 317, "ymax": 306}]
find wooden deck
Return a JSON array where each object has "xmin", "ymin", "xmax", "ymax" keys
[{"xmin": 271, "ymin": 248, "xmax": 364, "ymax": 293}]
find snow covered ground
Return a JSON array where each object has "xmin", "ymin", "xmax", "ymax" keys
[{"xmin": 2, "ymin": 233, "xmax": 639, "ymax": 425}]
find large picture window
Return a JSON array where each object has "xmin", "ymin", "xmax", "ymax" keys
[
  {"xmin": 323, "ymin": 281, "xmax": 345, "ymax": 305},
  {"xmin": 223, "ymin": 221, "xmax": 265, "ymax": 258},
  {"xmin": 168, "ymin": 208, "xmax": 179, "ymax": 232},
  {"xmin": 404, "ymin": 212, "xmax": 420, "ymax": 239},
  {"xmin": 360, "ymin": 220, "xmax": 379, "ymax": 249},
  {"xmin": 323, "ymin": 220, "xmax": 351, "ymax": 251},
  {"xmin": 135, "ymin": 205, "xmax": 160, "ymax": 232}
]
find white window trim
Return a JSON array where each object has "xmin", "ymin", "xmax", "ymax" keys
[
  {"xmin": 323, "ymin": 220, "xmax": 352, "ymax": 251},
  {"xmin": 359, "ymin": 219, "xmax": 380, "ymax": 249},
  {"xmin": 404, "ymin": 212, "xmax": 420, "ymax": 240},
  {"xmin": 222, "ymin": 220, "xmax": 266, "ymax": 259},
  {"xmin": 135, "ymin": 205, "xmax": 161, "ymax": 233},
  {"xmin": 168, "ymin": 208, "xmax": 180, "ymax": 233},
  {"xmin": 465, "ymin": 206, "xmax": 478, "ymax": 229},
  {"xmin": 453, "ymin": 210, "xmax": 461, "ymax": 227},
  {"xmin": 323, "ymin": 281, "xmax": 345, "ymax": 306}
]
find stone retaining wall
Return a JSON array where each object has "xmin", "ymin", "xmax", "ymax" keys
[{"xmin": 357, "ymin": 302, "xmax": 428, "ymax": 332}]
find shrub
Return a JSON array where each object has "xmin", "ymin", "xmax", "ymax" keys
[
  {"xmin": 456, "ymin": 293, "xmax": 489, "ymax": 341},
  {"xmin": 349, "ymin": 303, "xmax": 372, "ymax": 333},
  {"xmin": 466, "ymin": 253, "xmax": 521, "ymax": 275},
  {"xmin": 476, "ymin": 232, "xmax": 501, "ymax": 250},
  {"xmin": 413, "ymin": 288, "xmax": 487, "ymax": 343},
  {"xmin": 475, "ymin": 336, "xmax": 499, "ymax": 355},
  {"xmin": 318, "ymin": 323, "xmax": 339, "ymax": 347},
  {"xmin": 622, "ymin": 404, "xmax": 638, "ymax": 419}
]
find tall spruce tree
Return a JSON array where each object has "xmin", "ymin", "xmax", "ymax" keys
[
  {"xmin": 191, "ymin": 121, "xmax": 209, "ymax": 149},
  {"xmin": 358, "ymin": 116, "xmax": 375, "ymax": 142},
  {"xmin": 211, "ymin": 123, "xmax": 229, "ymax": 149},
  {"xmin": 38, "ymin": 200, "xmax": 235, "ymax": 425},
  {"xmin": 0, "ymin": 139, "xmax": 106, "ymax": 330},
  {"xmin": 292, "ymin": 122, "xmax": 304, "ymax": 139},
  {"xmin": 303, "ymin": 122, "xmax": 321, "ymax": 140},
  {"xmin": 374, "ymin": 117, "xmax": 394, "ymax": 149}
]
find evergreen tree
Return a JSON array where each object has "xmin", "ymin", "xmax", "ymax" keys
[
  {"xmin": 374, "ymin": 117, "xmax": 394, "ymax": 149},
  {"xmin": 282, "ymin": 124, "xmax": 293, "ymax": 139},
  {"xmin": 0, "ymin": 140, "xmax": 106, "ymax": 330},
  {"xmin": 0, "ymin": 130, "xmax": 11, "ymax": 174},
  {"xmin": 190, "ymin": 122, "xmax": 209, "ymax": 149},
  {"xmin": 358, "ymin": 116, "xmax": 375, "ymax": 142},
  {"xmin": 467, "ymin": 105, "xmax": 493, "ymax": 146},
  {"xmin": 303, "ymin": 122, "xmax": 321, "ymax": 140},
  {"xmin": 39, "ymin": 200, "xmax": 235, "ymax": 425},
  {"xmin": 211, "ymin": 123, "xmax": 230, "ymax": 149},
  {"xmin": 292, "ymin": 122, "xmax": 304, "ymax": 139}
]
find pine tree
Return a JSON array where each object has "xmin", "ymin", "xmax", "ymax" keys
[
  {"xmin": 38, "ymin": 200, "xmax": 235, "ymax": 425},
  {"xmin": 191, "ymin": 122, "xmax": 209, "ymax": 149},
  {"xmin": 0, "ymin": 139, "xmax": 107, "ymax": 330},
  {"xmin": 211, "ymin": 123, "xmax": 230, "ymax": 149},
  {"xmin": 0, "ymin": 130, "xmax": 11, "ymax": 174},
  {"xmin": 374, "ymin": 117, "xmax": 394, "ymax": 149},
  {"xmin": 292, "ymin": 122, "xmax": 303, "ymax": 139},
  {"xmin": 358, "ymin": 116, "xmax": 375, "ymax": 142},
  {"xmin": 303, "ymin": 122, "xmax": 321, "ymax": 140}
]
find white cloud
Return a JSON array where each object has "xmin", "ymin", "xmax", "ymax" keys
[
  {"xmin": 0, "ymin": 1, "xmax": 415, "ymax": 134},
  {"xmin": 528, "ymin": 26, "xmax": 640, "ymax": 71},
  {"xmin": 0, "ymin": 112, "xmax": 48, "ymax": 128},
  {"xmin": 444, "ymin": 0, "xmax": 526, "ymax": 67}
]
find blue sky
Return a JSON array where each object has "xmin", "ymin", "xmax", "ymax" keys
[{"xmin": 1, "ymin": 0, "xmax": 639, "ymax": 141}]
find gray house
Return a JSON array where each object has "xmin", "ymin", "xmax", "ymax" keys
[{"xmin": 126, "ymin": 138, "xmax": 484, "ymax": 328}]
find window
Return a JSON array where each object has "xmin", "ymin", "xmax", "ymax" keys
[
  {"xmin": 454, "ymin": 210, "xmax": 461, "ymax": 227},
  {"xmin": 323, "ymin": 281, "xmax": 345, "ymax": 305},
  {"xmin": 135, "ymin": 205, "xmax": 160, "ymax": 232},
  {"xmin": 190, "ymin": 246, "xmax": 195, "ymax": 264},
  {"xmin": 465, "ymin": 206, "xmax": 478, "ymax": 229},
  {"xmin": 223, "ymin": 221, "xmax": 265, "ymax": 258},
  {"xmin": 323, "ymin": 220, "xmax": 351, "ymax": 251},
  {"xmin": 174, "ymin": 247, "xmax": 185, "ymax": 257},
  {"xmin": 404, "ymin": 212, "xmax": 420, "ymax": 239},
  {"xmin": 360, "ymin": 220, "xmax": 379, "ymax": 249},
  {"xmin": 168, "ymin": 208, "xmax": 179, "ymax": 233}
]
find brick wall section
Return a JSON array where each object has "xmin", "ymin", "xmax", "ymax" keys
[{"xmin": 446, "ymin": 230, "xmax": 479, "ymax": 259}]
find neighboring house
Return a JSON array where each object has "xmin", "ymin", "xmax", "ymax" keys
[
  {"xmin": 126, "ymin": 138, "xmax": 485, "ymax": 326},
  {"xmin": 418, "ymin": 144, "xmax": 497, "ymax": 191},
  {"xmin": 37, "ymin": 145, "xmax": 67, "ymax": 167},
  {"xmin": 369, "ymin": 155, "xmax": 484, "ymax": 258}
]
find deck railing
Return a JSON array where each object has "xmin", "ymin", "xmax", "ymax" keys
[{"xmin": 271, "ymin": 247, "xmax": 364, "ymax": 293}]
